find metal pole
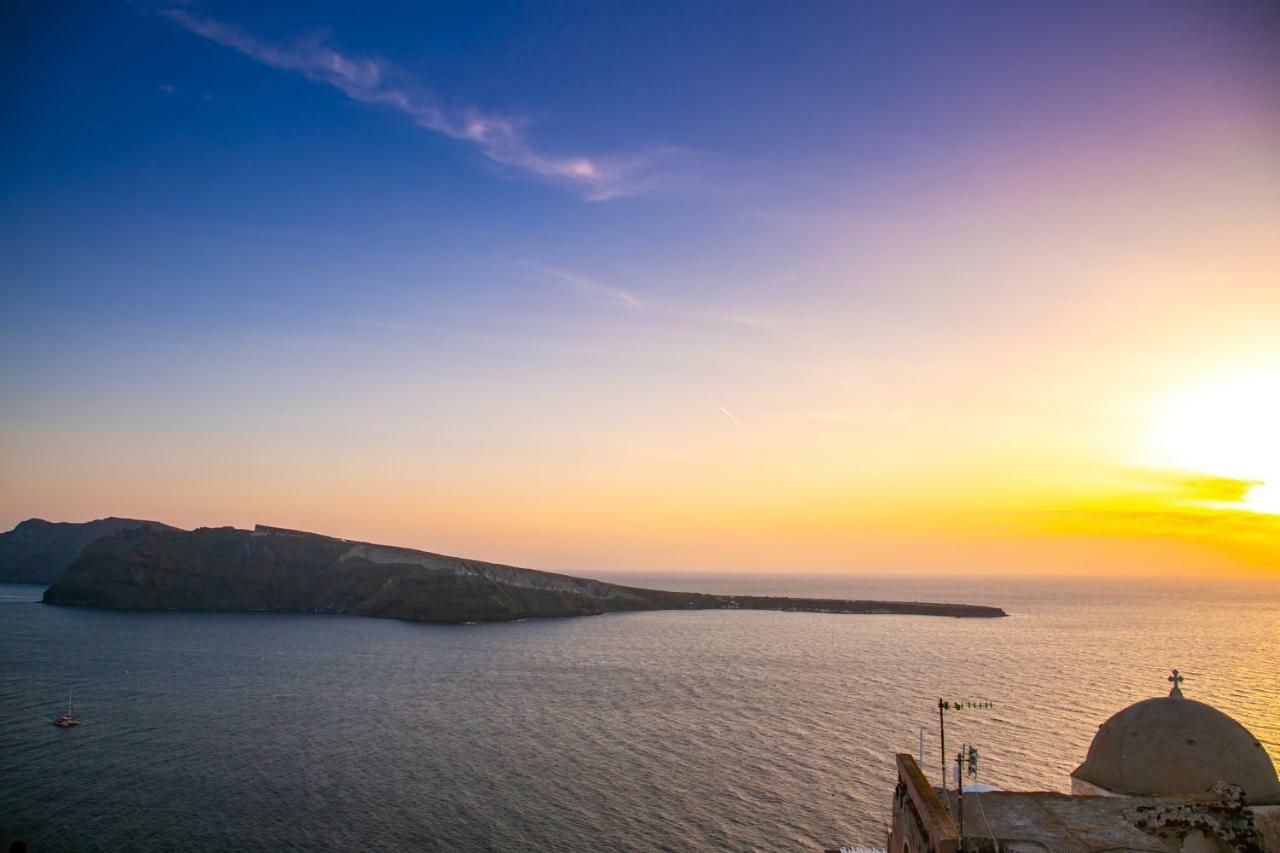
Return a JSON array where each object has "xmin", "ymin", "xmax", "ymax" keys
[
  {"xmin": 956, "ymin": 750, "xmax": 965, "ymax": 849},
  {"xmin": 938, "ymin": 699, "xmax": 947, "ymax": 792}
]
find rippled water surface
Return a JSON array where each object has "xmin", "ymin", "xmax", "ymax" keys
[{"xmin": 2, "ymin": 576, "xmax": 1278, "ymax": 851}]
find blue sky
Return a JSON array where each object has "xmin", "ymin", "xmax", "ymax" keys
[
  {"xmin": 3, "ymin": 1, "xmax": 1280, "ymax": 574},
  {"xmin": 6, "ymin": 1, "xmax": 1275, "ymax": 328}
]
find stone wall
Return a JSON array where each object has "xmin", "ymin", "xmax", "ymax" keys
[{"xmin": 890, "ymin": 754, "xmax": 958, "ymax": 853}]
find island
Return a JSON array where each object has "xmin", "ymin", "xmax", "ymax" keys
[
  {"xmin": 0, "ymin": 517, "xmax": 178, "ymax": 584},
  {"xmin": 42, "ymin": 524, "xmax": 1007, "ymax": 622}
]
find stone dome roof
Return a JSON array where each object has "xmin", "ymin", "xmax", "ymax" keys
[{"xmin": 1072, "ymin": 678, "xmax": 1280, "ymax": 799}]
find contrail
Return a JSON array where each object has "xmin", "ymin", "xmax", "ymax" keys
[{"xmin": 718, "ymin": 405, "xmax": 739, "ymax": 424}]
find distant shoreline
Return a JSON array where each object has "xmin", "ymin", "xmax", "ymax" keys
[
  {"xmin": 41, "ymin": 523, "xmax": 1008, "ymax": 623},
  {"xmin": 41, "ymin": 597, "xmax": 1009, "ymax": 621}
]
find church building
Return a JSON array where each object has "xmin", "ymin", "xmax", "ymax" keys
[{"xmin": 888, "ymin": 672, "xmax": 1280, "ymax": 853}]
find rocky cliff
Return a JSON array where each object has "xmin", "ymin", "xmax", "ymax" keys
[
  {"xmin": 0, "ymin": 517, "xmax": 179, "ymax": 584},
  {"xmin": 42, "ymin": 524, "xmax": 1007, "ymax": 622}
]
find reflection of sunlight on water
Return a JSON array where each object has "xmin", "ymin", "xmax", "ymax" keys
[{"xmin": 1, "ymin": 578, "xmax": 1277, "ymax": 849}]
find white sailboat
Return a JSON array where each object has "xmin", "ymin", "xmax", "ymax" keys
[{"xmin": 53, "ymin": 689, "xmax": 78, "ymax": 727}]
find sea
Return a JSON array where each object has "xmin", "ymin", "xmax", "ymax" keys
[{"xmin": 1, "ymin": 575, "xmax": 1277, "ymax": 851}]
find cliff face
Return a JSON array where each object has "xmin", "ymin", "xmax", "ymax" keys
[
  {"xmin": 42, "ymin": 525, "xmax": 1007, "ymax": 622},
  {"xmin": 0, "ymin": 517, "xmax": 178, "ymax": 584},
  {"xmin": 43, "ymin": 525, "xmax": 712, "ymax": 621}
]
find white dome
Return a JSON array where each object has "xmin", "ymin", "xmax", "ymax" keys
[{"xmin": 1072, "ymin": 685, "xmax": 1279, "ymax": 799}]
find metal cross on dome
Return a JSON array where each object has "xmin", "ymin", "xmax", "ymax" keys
[{"xmin": 1168, "ymin": 668, "xmax": 1184, "ymax": 696}]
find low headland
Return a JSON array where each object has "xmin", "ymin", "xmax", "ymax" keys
[{"xmin": 38, "ymin": 523, "xmax": 1007, "ymax": 622}]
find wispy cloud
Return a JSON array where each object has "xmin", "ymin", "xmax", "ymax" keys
[
  {"xmin": 523, "ymin": 263, "xmax": 770, "ymax": 329},
  {"xmin": 1008, "ymin": 468, "xmax": 1280, "ymax": 550},
  {"xmin": 1029, "ymin": 506, "xmax": 1280, "ymax": 539},
  {"xmin": 522, "ymin": 263, "xmax": 643, "ymax": 310},
  {"xmin": 159, "ymin": 9, "xmax": 675, "ymax": 200}
]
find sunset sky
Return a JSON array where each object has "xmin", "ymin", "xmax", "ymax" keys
[{"xmin": 3, "ymin": 1, "xmax": 1279, "ymax": 576}]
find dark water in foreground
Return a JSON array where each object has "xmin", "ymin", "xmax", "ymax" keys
[{"xmin": 2, "ymin": 576, "xmax": 1278, "ymax": 851}]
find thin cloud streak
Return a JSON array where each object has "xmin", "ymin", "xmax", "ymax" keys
[
  {"xmin": 160, "ymin": 9, "xmax": 674, "ymax": 199},
  {"xmin": 522, "ymin": 263, "xmax": 644, "ymax": 310},
  {"xmin": 524, "ymin": 263, "xmax": 770, "ymax": 329}
]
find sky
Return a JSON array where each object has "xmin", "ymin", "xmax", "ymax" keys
[{"xmin": 3, "ymin": 1, "xmax": 1279, "ymax": 576}]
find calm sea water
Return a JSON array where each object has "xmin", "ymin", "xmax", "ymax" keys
[{"xmin": 2, "ymin": 576, "xmax": 1277, "ymax": 851}]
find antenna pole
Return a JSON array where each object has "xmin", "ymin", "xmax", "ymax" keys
[{"xmin": 938, "ymin": 699, "xmax": 947, "ymax": 792}]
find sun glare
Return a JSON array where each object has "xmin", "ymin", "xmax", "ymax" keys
[{"xmin": 1148, "ymin": 370, "xmax": 1280, "ymax": 514}]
